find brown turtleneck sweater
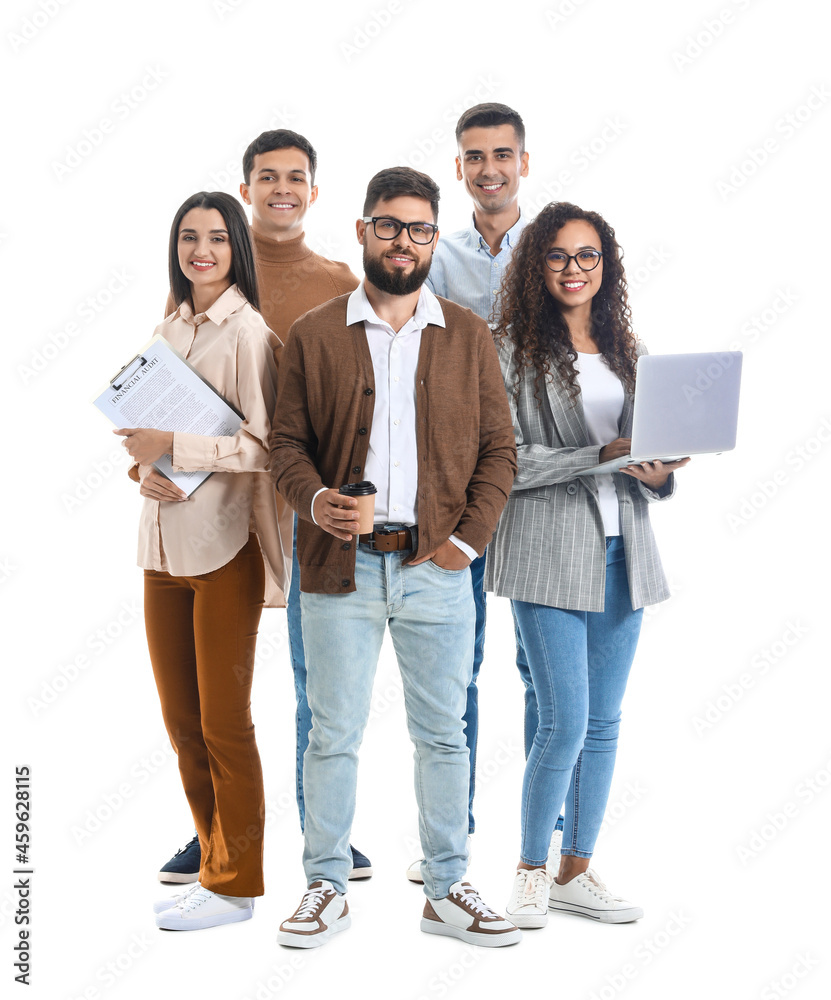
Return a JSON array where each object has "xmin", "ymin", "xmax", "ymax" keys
[
  {"xmin": 251, "ymin": 230, "xmax": 358, "ymax": 345},
  {"xmin": 165, "ymin": 229, "xmax": 359, "ymax": 352}
]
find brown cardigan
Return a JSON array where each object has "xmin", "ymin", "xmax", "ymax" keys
[{"xmin": 269, "ymin": 292, "xmax": 517, "ymax": 593}]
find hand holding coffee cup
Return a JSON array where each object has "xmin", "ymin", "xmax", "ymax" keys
[{"xmin": 312, "ymin": 482, "xmax": 377, "ymax": 541}]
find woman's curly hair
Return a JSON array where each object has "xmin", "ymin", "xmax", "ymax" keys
[{"xmin": 494, "ymin": 202, "xmax": 638, "ymax": 403}]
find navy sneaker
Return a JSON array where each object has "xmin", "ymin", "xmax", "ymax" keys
[
  {"xmin": 158, "ymin": 833, "xmax": 201, "ymax": 883},
  {"xmin": 348, "ymin": 845, "xmax": 373, "ymax": 880}
]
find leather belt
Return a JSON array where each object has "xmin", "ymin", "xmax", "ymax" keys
[{"xmin": 359, "ymin": 524, "xmax": 418, "ymax": 552}]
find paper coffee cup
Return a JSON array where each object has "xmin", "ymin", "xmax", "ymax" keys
[{"xmin": 338, "ymin": 481, "xmax": 377, "ymax": 534}]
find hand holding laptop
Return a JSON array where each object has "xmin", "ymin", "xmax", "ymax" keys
[{"xmin": 599, "ymin": 437, "xmax": 690, "ymax": 489}]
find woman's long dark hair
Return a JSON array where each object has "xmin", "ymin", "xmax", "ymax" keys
[
  {"xmin": 494, "ymin": 202, "xmax": 637, "ymax": 402},
  {"xmin": 168, "ymin": 191, "xmax": 260, "ymax": 311}
]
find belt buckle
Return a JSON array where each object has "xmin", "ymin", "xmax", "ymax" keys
[
  {"xmin": 374, "ymin": 523, "xmax": 409, "ymax": 552},
  {"xmin": 375, "ymin": 522, "xmax": 406, "ymax": 537}
]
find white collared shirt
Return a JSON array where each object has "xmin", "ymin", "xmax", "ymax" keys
[{"xmin": 346, "ymin": 281, "xmax": 443, "ymax": 526}]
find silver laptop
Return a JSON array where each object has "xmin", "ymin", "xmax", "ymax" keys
[{"xmin": 579, "ymin": 351, "xmax": 743, "ymax": 476}]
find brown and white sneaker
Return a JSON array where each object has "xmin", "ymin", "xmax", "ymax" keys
[
  {"xmin": 277, "ymin": 880, "xmax": 350, "ymax": 948},
  {"xmin": 422, "ymin": 881, "xmax": 521, "ymax": 947}
]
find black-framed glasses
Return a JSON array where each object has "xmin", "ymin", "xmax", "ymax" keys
[
  {"xmin": 362, "ymin": 216, "xmax": 438, "ymax": 245},
  {"xmin": 544, "ymin": 250, "xmax": 603, "ymax": 272}
]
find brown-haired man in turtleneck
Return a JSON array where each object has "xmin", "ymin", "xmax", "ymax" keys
[
  {"xmin": 156, "ymin": 131, "xmax": 371, "ymax": 888},
  {"xmin": 238, "ymin": 130, "xmax": 358, "ymax": 344}
]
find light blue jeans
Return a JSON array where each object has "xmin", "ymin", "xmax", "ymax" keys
[
  {"xmin": 300, "ymin": 544, "xmax": 474, "ymax": 897},
  {"xmin": 512, "ymin": 537, "xmax": 643, "ymax": 865},
  {"xmin": 513, "ymin": 602, "xmax": 565, "ymax": 835}
]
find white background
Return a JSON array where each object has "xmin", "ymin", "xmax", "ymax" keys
[{"xmin": 3, "ymin": 1, "xmax": 829, "ymax": 998}]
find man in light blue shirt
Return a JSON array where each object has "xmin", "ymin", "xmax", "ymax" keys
[
  {"xmin": 405, "ymin": 104, "xmax": 563, "ymax": 879},
  {"xmin": 427, "ymin": 104, "xmax": 528, "ymax": 325}
]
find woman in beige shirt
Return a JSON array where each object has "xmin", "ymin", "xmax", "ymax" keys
[{"xmin": 116, "ymin": 191, "xmax": 288, "ymax": 931}]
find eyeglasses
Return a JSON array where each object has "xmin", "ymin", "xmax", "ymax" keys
[
  {"xmin": 544, "ymin": 250, "xmax": 603, "ymax": 272},
  {"xmin": 362, "ymin": 216, "xmax": 438, "ymax": 245}
]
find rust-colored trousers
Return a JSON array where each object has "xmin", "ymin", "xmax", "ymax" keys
[{"xmin": 144, "ymin": 534, "xmax": 266, "ymax": 897}]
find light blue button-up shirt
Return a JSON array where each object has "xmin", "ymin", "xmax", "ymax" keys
[{"xmin": 426, "ymin": 212, "xmax": 528, "ymax": 325}]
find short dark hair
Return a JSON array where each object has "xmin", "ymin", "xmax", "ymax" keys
[
  {"xmin": 455, "ymin": 103, "xmax": 526, "ymax": 153},
  {"xmin": 168, "ymin": 191, "xmax": 260, "ymax": 311},
  {"xmin": 362, "ymin": 166, "xmax": 440, "ymax": 222},
  {"xmin": 242, "ymin": 129, "xmax": 317, "ymax": 184}
]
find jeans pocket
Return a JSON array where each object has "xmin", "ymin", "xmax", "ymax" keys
[{"xmin": 426, "ymin": 559, "xmax": 469, "ymax": 576}]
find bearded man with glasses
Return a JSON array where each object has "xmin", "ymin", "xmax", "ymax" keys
[{"xmin": 270, "ymin": 166, "xmax": 519, "ymax": 949}]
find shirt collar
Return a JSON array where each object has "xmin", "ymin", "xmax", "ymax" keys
[
  {"xmin": 467, "ymin": 210, "xmax": 527, "ymax": 252},
  {"xmin": 346, "ymin": 279, "xmax": 446, "ymax": 329},
  {"xmin": 176, "ymin": 284, "xmax": 247, "ymax": 326}
]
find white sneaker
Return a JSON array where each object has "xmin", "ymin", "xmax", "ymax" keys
[
  {"xmin": 548, "ymin": 868, "xmax": 643, "ymax": 923},
  {"xmin": 277, "ymin": 881, "xmax": 350, "ymax": 948},
  {"xmin": 155, "ymin": 885, "xmax": 254, "ymax": 930},
  {"xmin": 547, "ymin": 828, "xmax": 563, "ymax": 870},
  {"xmin": 506, "ymin": 868, "xmax": 553, "ymax": 928},
  {"xmin": 406, "ymin": 836, "xmax": 472, "ymax": 884},
  {"xmin": 406, "ymin": 857, "xmax": 424, "ymax": 883},
  {"xmin": 422, "ymin": 881, "xmax": 521, "ymax": 947},
  {"xmin": 153, "ymin": 881, "xmax": 201, "ymax": 914}
]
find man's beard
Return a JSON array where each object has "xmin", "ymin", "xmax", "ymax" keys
[{"xmin": 363, "ymin": 245, "xmax": 432, "ymax": 296}]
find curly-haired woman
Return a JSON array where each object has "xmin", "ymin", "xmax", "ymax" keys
[{"xmin": 484, "ymin": 202, "xmax": 688, "ymax": 928}]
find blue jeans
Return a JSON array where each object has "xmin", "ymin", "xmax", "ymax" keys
[
  {"xmin": 512, "ymin": 603, "xmax": 564, "ymax": 835},
  {"xmin": 286, "ymin": 516, "xmax": 311, "ymax": 832},
  {"xmin": 300, "ymin": 545, "xmax": 474, "ymax": 897},
  {"xmin": 512, "ymin": 537, "xmax": 643, "ymax": 865},
  {"xmin": 294, "ymin": 537, "xmax": 485, "ymax": 836},
  {"xmin": 465, "ymin": 553, "xmax": 487, "ymax": 834}
]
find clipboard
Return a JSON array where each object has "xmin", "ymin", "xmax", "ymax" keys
[{"xmin": 94, "ymin": 335, "xmax": 244, "ymax": 497}]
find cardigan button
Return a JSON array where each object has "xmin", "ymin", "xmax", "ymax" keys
[
  {"xmin": 341, "ymin": 579, "xmax": 350, "ymax": 587},
  {"xmin": 352, "ymin": 466, "xmax": 361, "ymax": 474},
  {"xmin": 364, "ymin": 388, "xmax": 374, "ymax": 395},
  {"xmin": 358, "ymin": 427, "xmax": 367, "ymax": 435},
  {"xmin": 341, "ymin": 543, "xmax": 351, "ymax": 550}
]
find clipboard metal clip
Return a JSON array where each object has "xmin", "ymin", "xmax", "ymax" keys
[{"xmin": 110, "ymin": 354, "xmax": 148, "ymax": 390}]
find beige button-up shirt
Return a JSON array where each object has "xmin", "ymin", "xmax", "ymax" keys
[{"xmin": 135, "ymin": 284, "xmax": 290, "ymax": 606}]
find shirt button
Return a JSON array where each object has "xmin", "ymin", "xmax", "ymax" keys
[
  {"xmin": 566, "ymin": 484, "xmax": 577, "ymax": 495},
  {"xmin": 352, "ymin": 466, "xmax": 361, "ymax": 474},
  {"xmin": 394, "ymin": 376, "xmax": 400, "ymax": 382},
  {"xmin": 394, "ymin": 419, "xmax": 400, "ymax": 426},
  {"xmin": 492, "ymin": 261, "xmax": 499, "ymax": 268},
  {"xmin": 393, "ymin": 505, "xmax": 399, "ymax": 511},
  {"xmin": 394, "ymin": 461, "xmax": 400, "ymax": 467},
  {"xmin": 358, "ymin": 427, "xmax": 367, "ymax": 435},
  {"xmin": 492, "ymin": 289, "xmax": 498, "ymax": 295}
]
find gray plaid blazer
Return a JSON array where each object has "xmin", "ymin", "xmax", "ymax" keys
[{"xmin": 484, "ymin": 339, "xmax": 674, "ymax": 611}]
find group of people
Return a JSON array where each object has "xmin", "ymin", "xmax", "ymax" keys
[{"xmin": 115, "ymin": 102, "xmax": 686, "ymax": 947}]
